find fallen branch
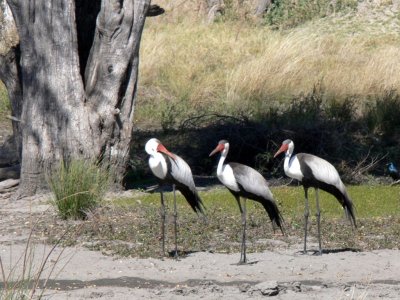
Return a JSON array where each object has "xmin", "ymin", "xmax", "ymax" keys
[
  {"xmin": 350, "ymin": 150, "xmax": 387, "ymax": 178},
  {"xmin": 6, "ymin": 115, "xmax": 21, "ymax": 123},
  {"xmin": 0, "ymin": 178, "xmax": 19, "ymax": 191},
  {"xmin": 390, "ymin": 179, "xmax": 400, "ymax": 186}
]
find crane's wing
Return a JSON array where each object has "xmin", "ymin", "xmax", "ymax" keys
[
  {"xmin": 298, "ymin": 153, "xmax": 356, "ymax": 227},
  {"xmin": 298, "ymin": 153, "xmax": 345, "ymax": 192},
  {"xmin": 167, "ymin": 154, "xmax": 206, "ymax": 215},
  {"xmin": 229, "ymin": 162, "xmax": 284, "ymax": 232},
  {"xmin": 229, "ymin": 163, "xmax": 273, "ymax": 200}
]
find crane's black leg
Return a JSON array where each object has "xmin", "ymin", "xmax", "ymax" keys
[
  {"xmin": 303, "ymin": 187, "xmax": 310, "ymax": 254},
  {"xmin": 239, "ymin": 197, "xmax": 247, "ymax": 264},
  {"xmin": 235, "ymin": 196, "xmax": 243, "ymax": 214},
  {"xmin": 173, "ymin": 184, "xmax": 179, "ymax": 259},
  {"xmin": 315, "ymin": 188, "xmax": 322, "ymax": 255},
  {"xmin": 160, "ymin": 191, "xmax": 166, "ymax": 257}
]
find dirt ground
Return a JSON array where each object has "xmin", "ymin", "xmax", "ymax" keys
[{"xmin": 0, "ymin": 192, "xmax": 400, "ymax": 299}]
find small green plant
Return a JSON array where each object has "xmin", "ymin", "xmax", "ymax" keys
[
  {"xmin": 160, "ymin": 101, "xmax": 181, "ymax": 132},
  {"xmin": 0, "ymin": 80, "xmax": 10, "ymax": 115},
  {"xmin": 47, "ymin": 159, "xmax": 110, "ymax": 220}
]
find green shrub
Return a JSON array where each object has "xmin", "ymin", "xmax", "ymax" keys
[
  {"xmin": 325, "ymin": 97, "xmax": 356, "ymax": 123},
  {"xmin": 265, "ymin": 0, "xmax": 357, "ymax": 29},
  {"xmin": 47, "ymin": 159, "xmax": 110, "ymax": 220},
  {"xmin": 0, "ymin": 81, "xmax": 10, "ymax": 115},
  {"xmin": 365, "ymin": 90, "xmax": 400, "ymax": 136},
  {"xmin": 282, "ymin": 84, "xmax": 324, "ymax": 128}
]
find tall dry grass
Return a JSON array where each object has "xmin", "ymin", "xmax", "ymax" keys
[
  {"xmin": 137, "ymin": 0, "xmax": 400, "ymax": 126},
  {"xmin": 227, "ymin": 29, "xmax": 400, "ymax": 103}
]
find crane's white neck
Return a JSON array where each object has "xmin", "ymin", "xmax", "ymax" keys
[
  {"xmin": 217, "ymin": 148, "xmax": 228, "ymax": 176},
  {"xmin": 283, "ymin": 140, "xmax": 295, "ymax": 174},
  {"xmin": 283, "ymin": 153, "xmax": 291, "ymax": 174},
  {"xmin": 282, "ymin": 141, "xmax": 303, "ymax": 181}
]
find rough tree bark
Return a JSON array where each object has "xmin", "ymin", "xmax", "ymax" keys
[
  {"xmin": 0, "ymin": 0, "xmax": 152, "ymax": 197},
  {"xmin": 254, "ymin": 0, "xmax": 273, "ymax": 17},
  {"xmin": 206, "ymin": 0, "xmax": 224, "ymax": 23}
]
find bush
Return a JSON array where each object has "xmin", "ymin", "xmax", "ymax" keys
[
  {"xmin": 325, "ymin": 97, "xmax": 356, "ymax": 123},
  {"xmin": 47, "ymin": 159, "xmax": 110, "ymax": 220},
  {"xmin": 283, "ymin": 85, "xmax": 324, "ymax": 128},
  {"xmin": 265, "ymin": 0, "xmax": 357, "ymax": 29},
  {"xmin": 365, "ymin": 90, "xmax": 400, "ymax": 136}
]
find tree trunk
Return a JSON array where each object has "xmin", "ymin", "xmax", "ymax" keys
[
  {"xmin": 2, "ymin": 0, "xmax": 151, "ymax": 197},
  {"xmin": 207, "ymin": 0, "xmax": 224, "ymax": 23},
  {"xmin": 254, "ymin": 0, "xmax": 272, "ymax": 17},
  {"xmin": 84, "ymin": 0, "xmax": 150, "ymax": 183}
]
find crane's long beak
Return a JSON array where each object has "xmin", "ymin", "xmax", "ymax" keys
[
  {"xmin": 273, "ymin": 144, "xmax": 288, "ymax": 158},
  {"xmin": 209, "ymin": 144, "xmax": 224, "ymax": 157},
  {"xmin": 157, "ymin": 144, "xmax": 177, "ymax": 160}
]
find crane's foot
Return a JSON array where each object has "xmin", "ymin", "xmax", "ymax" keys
[
  {"xmin": 298, "ymin": 249, "xmax": 323, "ymax": 256},
  {"xmin": 296, "ymin": 249, "xmax": 316, "ymax": 255},
  {"xmin": 312, "ymin": 249, "xmax": 323, "ymax": 256},
  {"xmin": 167, "ymin": 249, "xmax": 181, "ymax": 261},
  {"xmin": 235, "ymin": 259, "xmax": 258, "ymax": 266}
]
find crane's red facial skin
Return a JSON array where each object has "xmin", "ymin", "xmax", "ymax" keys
[
  {"xmin": 157, "ymin": 144, "xmax": 177, "ymax": 160},
  {"xmin": 274, "ymin": 143, "xmax": 289, "ymax": 158},
  {"xmin": 209, "ymin": 143, "xmax": 225, "ymax": 157}
]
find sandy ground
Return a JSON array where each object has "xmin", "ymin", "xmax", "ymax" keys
[{"xmin": 1, "ymin": 193, "xmax": 400, "ymax": 299}]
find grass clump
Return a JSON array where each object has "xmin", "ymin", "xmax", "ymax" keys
[
  {"xmin": 47, "ymin": 159, "xmax": 110, "ymax": 220},
  {"xmin": 0, "ymin": 80, "xmax": 10, "ymax": 116}
]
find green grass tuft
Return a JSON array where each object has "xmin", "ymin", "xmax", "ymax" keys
[
  {"xmin": 47, "ymin": 159, "xmax": 110, "ymax": 220},
  {"xmin": 0, "ymin": 81, "xmax": 10, "ymax": 116}
]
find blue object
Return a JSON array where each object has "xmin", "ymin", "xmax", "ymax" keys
[
  {"xmin": 388, "ymin": 162, "xmax": 398, "ymax": 173},
  {"xmin": 388, "ymin": 162, "xmax": 400, "ymax": 180}
]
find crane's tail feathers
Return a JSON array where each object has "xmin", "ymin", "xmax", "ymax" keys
[
  {"xmin": 342, "ymin": 192, "xmax": 357, "ymax": 228},
  {"xmin": 178, "ymin": 186, "xmax": 207, "ymax": 217},
  {"xmin": 320, "ymin": 183, "xmax": 356, "ymax": 229},
  {"xmin": 261, "ymin": 201, "xmax": 285, "ymax": 235}
]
